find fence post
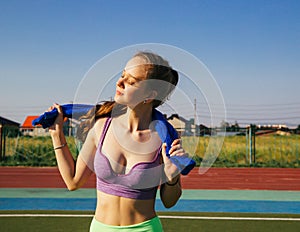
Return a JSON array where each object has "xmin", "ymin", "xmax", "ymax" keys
[
  {"xmin": 247, "ymin": 124, "xmax": 256, "ymax": 165},
  {"xmin": 249, "ymin": 125, "xmax": 252, "ymax": 165},
  {"xmin": 252, "ymin": 124, "xmax": 256, "ymax": 163},
  {"xmin": 0, "ymin": 124, "xmax": 2, "ymax": 161},
  {"xmin": 246, "ymin": 128, "xmax": 249, "ymax": 164},
  {"xmin": 2, "ymin": 127, "xmax": 6, "ymax": 159}
]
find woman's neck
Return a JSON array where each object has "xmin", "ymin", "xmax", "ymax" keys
[{"xmin": 124, "ymin": 106, "xmax": 153, "ymax": 132}]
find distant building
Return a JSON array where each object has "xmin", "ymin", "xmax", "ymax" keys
[
  {"xmin": 20, "ymin": 116, "xmax": 49, "ymax": 136},
  {"xmin": 167, "ymin": 114, "xmax": 192, "ymax": 136},
  {"xmin": 197, "ymin": 124, "xmax": 211, "ymax": 136},
  {"xmin": 257, "ymin": 124, "xmax": 288, "ymax": 129},
  {"xmin": 0, "ymin": 116, "xmax": 20, "ymax": 137},
  {"xmin": 20, "ymin": 115, "xmax": 79, "ymax": 137},
  {"xmin": 0, "ymin": 116, "xmax": 20, "ymax": 160},
  {"xmin": 167, "ymin": 114, "xmax": 184, "ymax": 135},
  {"xmin": 167, "ymin": 114, "xmax": 210, "ymax": 136},
  {"xmin": 0, "ymin": 116, "xmax": 20, "ymax": 128}
]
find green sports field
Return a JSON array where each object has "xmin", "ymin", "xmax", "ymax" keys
[{"xmin": 1, "ymin": 211, "xmax": 300, "ymax": 232}]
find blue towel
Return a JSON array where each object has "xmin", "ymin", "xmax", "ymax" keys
[
  {"xmin": 32, "ymin": 104, "xmax": 92, "ymax": 129},
  {"xmin": 32, "ymin": 104, "xmax": 195, "ymax": 175},
  {"xmin": 152, "ymin": 109, "xmax": 196, "ymax": 175}
]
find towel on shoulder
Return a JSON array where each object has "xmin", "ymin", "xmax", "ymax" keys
[{"xmin": 32, "ymin": 104, "xmax": 195, "ymax": 175}]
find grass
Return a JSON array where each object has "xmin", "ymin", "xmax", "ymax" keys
[
  {"xmin": 1, "ymin": 210, "xmax": 300, "ymax": 232},
  {"xmin": 160, "ymin": 212, "xmax": 300, "ymax": 232},
  {"xmin": 1, "ymin": 136, "xmax": 79, "ymax": 166},
  {"xmin": 182, "ymin": 134, "xmax": 300, "ymax": 168},
  {"xmin": 1, "ymin": 134, "xmax": 300, "ymax": 168}
]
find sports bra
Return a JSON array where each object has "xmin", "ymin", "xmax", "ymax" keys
[{"xmin": 94, "ymin": 118, "xmax": 163, "ymax": 200}]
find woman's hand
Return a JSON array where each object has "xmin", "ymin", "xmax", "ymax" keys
[
  {"xmin": 48, "ymin": 103, "xmax": 64, "ymax": 138},
  {"xmin": 161, "ymin": 139, "xmax": 188, "ymax": 184}
]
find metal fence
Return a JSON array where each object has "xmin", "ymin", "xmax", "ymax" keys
[{"xmin": 1, "ymin": 126, "xmax": 300, "ymax": 167}]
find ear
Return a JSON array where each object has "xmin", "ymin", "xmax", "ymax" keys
[{"xmin": 145, "ymin": 90, "xmax": 158, "ymax": 103}]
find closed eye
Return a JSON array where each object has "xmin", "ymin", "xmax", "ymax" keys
[
  {"xmin": 121, "ymin": 71, "xmax": 138, "ymax": 86},
  {"xmin": 127, "ymin": 79, "xmax": 136, "ymax": 85}
]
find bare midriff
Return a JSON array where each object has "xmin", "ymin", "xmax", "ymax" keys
[{"xmin": 94, "ymin": 190, "xmax": 157, "ymax": 226}]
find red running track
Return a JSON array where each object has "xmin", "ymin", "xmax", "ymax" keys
[{"xmin": 0, "ymin": 167, "xmax": 300, "ymax": 190}]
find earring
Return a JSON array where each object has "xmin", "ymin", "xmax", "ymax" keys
[{"xmin": 143, "ymin": 99, "xmax": 147, "ymax": 104}]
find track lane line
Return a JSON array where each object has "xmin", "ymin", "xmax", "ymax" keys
[{"xmin": 0, "ymin": 214, "xmax": 300, "ymax": 221}]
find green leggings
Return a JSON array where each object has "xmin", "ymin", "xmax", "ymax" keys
[{"xmin": 89, "ymin": 216, "xmax": 164, "ymax": 232}]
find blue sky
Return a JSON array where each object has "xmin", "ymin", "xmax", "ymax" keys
[{"xmin": 0, "ymin": 0, "xmax": 299, "ymax": 127}]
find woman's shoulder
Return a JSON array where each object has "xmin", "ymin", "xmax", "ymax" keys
[
  {"xmin": 92, "ymin": 117, "xmax": 110, "ymax": 141},
  {"xmin": 94, "ymin": 117, "xmax": 109, "ymax": 128}
]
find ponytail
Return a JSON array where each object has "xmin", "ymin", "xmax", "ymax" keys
[{"xmin": 76, "ymin": 101, "xmax": 125, "ymax": 142}]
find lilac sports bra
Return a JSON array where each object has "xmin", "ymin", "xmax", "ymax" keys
[{"xmin": 94, "ymin": 118, "xmax": 163, "ymax": 200}]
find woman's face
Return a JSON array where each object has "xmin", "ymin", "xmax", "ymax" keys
[{"xmin": 114, "ymin": 57, "xmax": 152, "ymax": 108}]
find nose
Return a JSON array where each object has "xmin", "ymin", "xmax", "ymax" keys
[{"xmin": 116, "ymin": 76, "xmax": 125, "ymax": 88}]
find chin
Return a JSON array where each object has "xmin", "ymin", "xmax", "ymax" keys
[{"xmin": 114, "ymin": 95, "xmax": 124, "ymax": 104}]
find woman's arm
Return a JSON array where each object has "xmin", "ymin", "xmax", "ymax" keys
[
  {"xmin": 160, "ymin": 140, "xmax": 185, "ymax": 208},
  {"xmin": 160, "ymin": 174, "xmax": 182, "ymax": 208},
  {"xmin": 49, "ymin": 104, "xmax": 96, "ymax": 191}
]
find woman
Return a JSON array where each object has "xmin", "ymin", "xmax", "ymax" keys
[{"xmin": 48, "ymin": 51, "xmax": 187, "ymax": 231}]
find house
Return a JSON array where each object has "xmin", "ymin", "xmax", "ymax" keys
[
  {"xmin": 167, "ymin": 114, "xmax": 190, "ymax": 136},
  {"xmin": 0, "ymin": 116, "xmax": 20, "ymax": 128},
  {"xmin": 20, "ymin": 116, "xmax": 49, "ymax": 136},
  {"xmin": 21, "ymin": 115, "xmax": 79, "ymax": 137},
  {"xmin": 167, "ymin": 114, "xmax": 185, "ymax": 135},
  {"xmin": 167, "ymin": 114, "xmax": 211, "ymax": 136},
  {"xmin": 0, "ymin": 116, "xmax": 20, "ymax": 139},
  {"xmin": 197, "ymin": 124, "xmax": 211, "ymax": 136},
  {"xmin": 0, "ymin": 116, "xmax": 20, "ymax": 160}
]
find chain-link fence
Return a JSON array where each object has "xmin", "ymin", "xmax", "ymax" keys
[
  {"xmin": 183, "ymin": 127, "xmax": 300, "ymax": 168},
  {"xmin": 0, "ymin": 126, "xmax": 79, "ymax": 166},
  {"xmin": 1, "ymin": 126, "xmax": 300, "ymax": 167}
]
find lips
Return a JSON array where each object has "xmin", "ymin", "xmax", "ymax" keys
[{"xmin": 116, "ymin": 89, "xmax": 123, "ymax": 95}]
